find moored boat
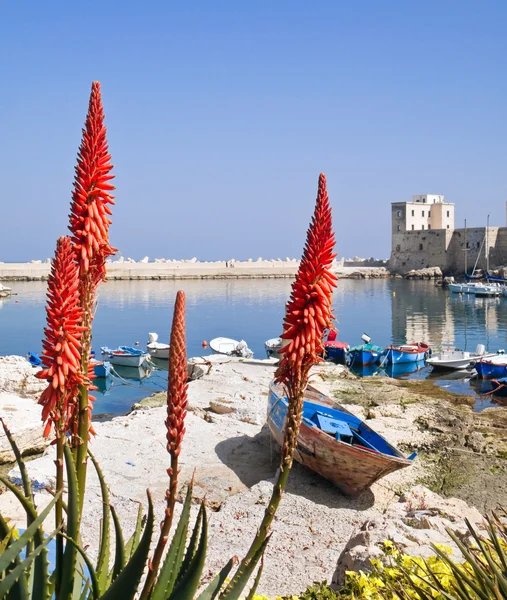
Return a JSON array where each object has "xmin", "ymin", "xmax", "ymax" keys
[
  {"xmin": 0, "ymin": 283, "xmax": 12, "ymax": 298},
  {"xmin": 91, "ymin": 359, "xmax": 111, "ymax": 378},
  {"xmin": 264, "ymin": 337, "xmax": 282, "ymax": 359},
  {"xmin": 100, "ymin": 346, "xmax": 150, "ymax": 367},
  {"xmin": 267, "ymin": 382, "xmax": 415, "ymax": 496},
  {"xmin": 146, "ymin": 332, "xmax": 170, "ymax": 359},
  {"xmin": 382, "ymin": 342, "xmax": 430, "ymax": 364},
  {"xmin": 473, "ymin": 353, "xmax": 507, "ymax": 379},
  {"xmin": 322, "ymin": 330, "xmax": 349, "ymax": 363},
  {"xmin": 210, "ymin": 337, "xmax": 254, "ymax": 358},
  {"xmin": 348, "ymin": 344, "xmax": 382, "ymax": 366},
  {"xmin": 426, "ymin": 344, "xmax": 495, "ymax": 371}
]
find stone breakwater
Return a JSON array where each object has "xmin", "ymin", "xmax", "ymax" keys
[
  {"xmin": 1, "ymin": 355, "xmax": 505, "ymax": 595},
  {"xmin": 0, "ymin": 259, "xmax": 443, "ymax": 281}
]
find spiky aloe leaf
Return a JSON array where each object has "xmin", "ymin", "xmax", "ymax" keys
[
  {"xmin": 176, "ymin": 502, "xmax": 204, "ymax": 586},
  {"xmin": 99, "ymin": 490, "xmax": 154, "ymax": 600},
  {"xmin": 109, "ymin": 504, "xmax": 126, "ymax": 582},
  {"xmin": 62, "ymin": 533, "xmax": 100, "ymax": 599},
  {"xmin": 245, "ymin": 557, "xmax": 264, "ymax": 600},
  {"xmin": 167, "ymin": 503, "xmax": 208, "ymax": 600},
  {"xmin": 0, "ymin": 529, "xmax": 58, "ymax": 600},
  {"xmin": 0, "ymin": 492, "xmax": 60, "ymax": 574},
  {"xmin": 196, "ymin": 556, "xmax": 238, "ymax": 600},
  {"xmin": 59, "ymin": 445, "xmax": 80, "ymax": 599},
  {"xmin": 88, "ymin": 450, "xmax": 111, "ymax": 594},
  {"xmin": 0, "ymin": 475, "xmax": 50, "ymax": 600},
  {"xmin": 0, "ymin": 513, "xmax": 29, "ymax": 600},
  {"xmin": 124, "ymin": 502, "xmax": 143, "ymax": 562},
  {"xmin": 149, "ymin": 484, "xmax": 193, "ymax": 600},
  {"xmin": 220, "ymin": 537, "xmax": 270, "ymax": 600}
]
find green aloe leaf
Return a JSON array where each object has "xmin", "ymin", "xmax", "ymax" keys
[
  {"xmin": 109, "ymin": 503, "xmax": 126, "ymax": 582},
  {"xmin": 149, "ymin": 484, "xmax": 193, "ymax": 600},
  {"xmin": 0, "ymin": 529, "xmax": 57, "ymax": 600},
  {"xmin": 0, "ymin": 493, "xmax": 59, "ymax": 574},
  {"xmin": 0, "ymin": 475, "xmax": 50, "ymax": 600},
  {"xmin": 219, "ymin": 537, "xmax": 270, "ymax": 600},
  {"xmin": 177, "ymin": 502, "xmax": 204, "ymax": 585},
  {"xmin": 245, "ymin": 557, "xmax": 264, "ymax": 600},
  {"xmin": 0, "ymin": 513, "xmax": 29, "ymax": 600},
  {"xmin": 60, "ymin": 445, "xmax": 80, "ymax": 599},
  {"xmin": 88, "ymin": 450, "xmax": 111, "ymax": 593},
  {"xmin": 62, "ymin": 533, "xmax": 100, "ymax": 599},
  {"xmin": 196, "ymin": 556, "xmax": 238, "ymax": 600},
  {"xmin": 124, "ymin": 502, "xmax": 143, "ymax": 562},
  {"xmin": 168, "ymin": 503, "xmax": 208, "ymax": 600},
  {"xmin": 100, "ymin": 490, "xmax": 154, "ymax": 600}
]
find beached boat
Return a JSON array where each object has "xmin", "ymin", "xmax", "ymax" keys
[
  {"xmin": 210, "ymin": 337, "xmax": 254, "ymax": 359},
  {"xmin": 265, "ymin": 337, "xmax": 282, "ymax": 359},
  {"xmin": 146, "ymin": 332, "xmax": 170, "ymax": 359},
  {"xmin": 473, "ymin": 354, "xmax": 507, "ymax": 379},
  {"xmin": 382, "ymin": 342, "xmax": 430, "ymax": 364},
  {"xmin": 100, "ymin": 346, "xmax": 150, "ymax": 367},
  {"xmin": 90, "ymin": 359, "xmax": 111, "ymax": 378},
  {"xmin": 267, "ymin": 382, "xmax": 415, "ymax": 496},
  {"xmin": 426, "ymin": 344, "xmax": 495, "ymax": 371},
  {"xmin": 26, "ymin": 352, "xmax": 42, "ymax": 367},
  {"xmin": 323, "ymin": 330, "xmax": 349, "ymax": 363}
]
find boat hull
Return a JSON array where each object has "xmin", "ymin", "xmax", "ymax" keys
[
  {"xmin": 147, "ymin": 344, "xmax": 170, "ymax": 359},
  {"xmin": 383, "ymin": 348, "xmax": 427, "ymax": 364},
  {"xmin": 264, "ymin": 338, "xmax": 282, "ymax": 359},
  {"xmin": 267, "ymin": 383, "xmax": 412, "ymax": 496},
  {"xmin": 92, "ymin": 361, "xmax": 111, "ymax": 378},
  {"xmin": 323, "ymin": 342, "xmax": 349, "ymax": 363},
  {"xmin": 475, "ymin": 361, "xmax": 507, "ymax": 379},
  {"xmin": 348, "ymin": 349, "xmax": 379, "ymax": 366}
]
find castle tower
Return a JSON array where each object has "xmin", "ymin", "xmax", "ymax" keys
[{"xmin": 391, "ymin": 194, "xmax": 454, "ymax": 234}]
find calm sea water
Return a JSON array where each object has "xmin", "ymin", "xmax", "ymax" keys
[{"xmin": 1, "ymin": 279, "xmax": 506, "ymax": 416}]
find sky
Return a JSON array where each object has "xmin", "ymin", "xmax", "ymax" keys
[{"xmin": 1, "ymin": 0, "xmax": 506, "ymax": 262}]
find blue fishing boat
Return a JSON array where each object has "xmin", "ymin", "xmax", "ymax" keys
[
  {"xmin": 26, "ymin": 352, "xmax": 42, "ymax": 367},
  {"xmin": 382, "ymin": 342, "xmax": 430, "ymax": 364},
  {"xmin": 267, "ymin": 382, "xmax": 416, "ymax": 496},
  {"xmin": 323, "ymin": 330, "xmax": 349, "ymax": 363},
  {"xmin": 100, "ymin": 346, "xmax": 149, "ymax": 367},
  {"xmin": 91, "ymin": 360, "xmax": 111, "ymax": 378},
  {"xmin": 380, "ymin": 360, "xmax": 426, "ymax": 378},
  {"xmin": 474, "ymin": 355, "xmax": 507, "ymax": 379},
  {"xmin": 348, "ymin": 344, "xmax": 382, "ymax": 366}
]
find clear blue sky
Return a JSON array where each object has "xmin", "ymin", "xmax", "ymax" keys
[{"xmin": 1, "ymin": 1, "xmax": 506, "ymax": 262}]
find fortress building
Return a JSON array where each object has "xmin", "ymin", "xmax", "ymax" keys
[{"xmin": 390, "ymin": 194, "xmax": 507, "ymax": 274}]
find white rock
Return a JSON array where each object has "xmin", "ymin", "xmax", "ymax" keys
[{"xmin": 139, "ymin": 257, "xmax": 149, "ymax": 264}]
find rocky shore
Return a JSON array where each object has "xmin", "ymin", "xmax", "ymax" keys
[
  {"xmin": 0, "ymin": 260, "xmax": 444, "ymax": 281},
  {"xmin": 1, "ymin": 355, "xmax": 506, "ymax": 596}
]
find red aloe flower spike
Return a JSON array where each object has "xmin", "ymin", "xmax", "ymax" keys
[
  {"xmin": 275, "ymin": 172, "xmax": 337, "ymax": 392},
  {"xmin": 36, "ymin": 236, "xmax": 85, "ymax": 437},
  {"xmin": 231, "ymin": 174, "xmax": 337, "ymax": 579},
  {"xmin": 68, "ymin": 81, "xmax": 116, "ymax": 286},
  {"xmin": 141, "ymin": 291, "xmax": 187, "ymax": 599}
]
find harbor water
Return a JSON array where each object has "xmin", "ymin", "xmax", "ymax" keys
[{"xmin": 1, "ymin": 278, "xmax": 506, "ymax": 416}]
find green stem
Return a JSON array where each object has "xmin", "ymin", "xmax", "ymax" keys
[
  {"xmin": 139, "ymin": 453, "xmax": 179, "ymax": 600},
  {"xmin": 55, "ymin": 433, "xmax": 64, "ymax": 596}
]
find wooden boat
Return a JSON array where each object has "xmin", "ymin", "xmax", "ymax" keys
[
  {"xmin": 147, "ymin": 332, "xmax": 170, "ymax": 359},
  {"xmin": 27, "ymin": 352, "xmax": 42, "ymax": 367},
  {"xmin": 100, "ymin": 346, "xmax": 150, "ymax": 367},
  {"xmin": 473, "ymin": 354, "xmax": 507, "ymax": 379},
  {"xmin": 426, "ymin": 344, "xmax": 496, "ymax": 371},
  {"xmin": 264, "ymin": 337, "xmax": 282, "ymax": 359},
  {"xmin": 210, "ymin": 337, "xmax": 254, "ymax": 358},
  {"xmin": 267, "ymin": 382, "xmax": 415, "ymax": 496},
  {"xmin": 382, "ymin": 342, "xmax": 430, "ymax": 364},
  {"xmin": 90, "ymin": 359, "xmax": 111, "ymax": 378},
  {"xmin": 323, "ymin": 330, "xmax": 349, "ymax": 363},
  {"xmin": 348, "ymin": 344, "xmax": 382, "ymax": 366}
]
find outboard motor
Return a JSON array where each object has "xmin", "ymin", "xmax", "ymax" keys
[
  {"xmin": 475, "ymin": 343, "xmax": 486, "ymax": 356},
  {"xmin": 148, "ymin": 332, "xmax": 158, "ymax": 344},
  {"xmin": 361, "ymin": 333, "xmax": 372, "ymax": 344}
]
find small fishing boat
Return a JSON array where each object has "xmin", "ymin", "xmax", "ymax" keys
[
  {"xmin": 380, "ymin": 360, "xmax": 426, "ymax": 378},
  {"xmin": 90, "ymin": 359, "xmax": 111, "ymax": 378},
  {"xmin": 265, "ymin": 337, "xmax": 282, "ymax": 359},
  {"xmin": 448, "ymin": 283, "xmax": 464, "ymax": 294},
  {"xmin": 100, "ymin": 346, "xmax": 150, "ymax": 367},
  {"xmin": 323, "ymin": 330, "xmax": 349, "ymax": 363},
  {"xmin": 382, "ymin": 342, "xmax": 430, "ymax": 364},
  {"xmin": 267, "ymin": 382, "xmax": 416, "ymax": 496},
  {"xmin": 426, "ymin": 344, "xmax": 495, "ymax": 371},
  {"xmin": 147, "ymin": 332, "xmax": 170, "ymax": 359},
  {"xmin": 210, "ymin": 337, "xmax": 254, "ymax": 359},
  {"xmin": 347, "ymin": 334, "xmax": 382, "ymax": 367},
  {"xmin": 473, "ymin": 354, "xmax": 507, "ymax": 379},
  {"xmin": 484, "ymin": 378, "xmax": 507, "ymax": 398},
  {"xmin": 111, "ymin": 364, "xmax": 152, "ymax": 382},
  {"xmin": 0, "ymin": 283, "xmax": 12, "ymax": 298},
  {"xmin": 26, "ymin": 352, "xmax": 42, "ymax": 367}
]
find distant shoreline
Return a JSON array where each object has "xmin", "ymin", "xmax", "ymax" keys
[{"xmin": 0, "ymin": 260, "xmax": 396, "ymax": 281}]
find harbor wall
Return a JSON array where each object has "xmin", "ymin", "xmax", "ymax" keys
[{"xmin": 390, "ymin": 226, "xmax": 507, "ymax": 274}]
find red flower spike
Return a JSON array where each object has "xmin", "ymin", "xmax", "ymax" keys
[
  {"xmin": 166, "ymin": 291, "xmax": 188, "ymax": 458},
  {"xmin": 68, "ymin": 81, "xmax": 116, "ymax": 287},
  {"xmin": 275, "ymin": 173, "xmax": 337, "ymax": 388},
  {"xmin": 36, "ymin": 237, "xmax": 86, "ymax": 438}
]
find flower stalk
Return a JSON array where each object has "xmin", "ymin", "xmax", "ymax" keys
[
  {"xmin": 235, "ymin": 173, "xmax": 336, "ymax": 569},
  {"xmin": 140, "ymin": 291, "xmax": 188, "ymax": 599}
]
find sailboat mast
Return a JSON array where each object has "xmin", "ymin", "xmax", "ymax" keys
[
  {"xmin": 464, "ymin": 218, "xmax": 467, "ymax": 276},
  {"xmin": 486, "ymin": 214, "xmax": 490, "ymax": 273}
]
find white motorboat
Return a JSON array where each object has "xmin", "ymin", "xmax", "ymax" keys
[
  {"xmin": 100, "ymin": 346, "xmax": 150, "ymax": 367},
  {"xmin": 209, "ymin": 337, "xmax": 254, "ymax": 359},
  {"xmin": 147, "ymin": 332, "xmax": 170, "ymax": 359},
  {"xmin": 426, "ymin": 343, "xmax": 497, "ymax": 371},
  {"xmin": 264, "ymin": 337, "xmax": 282, "ymax": 359},
  {"xmin": 0, "ymin": 283, "xmax": 12, "ymax": 298}
]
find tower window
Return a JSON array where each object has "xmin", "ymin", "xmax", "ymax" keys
[
  {"xmin": 447, "ymin": 225, "xmax": 450, "ymax": 229},
  {"xmin": 428, "ymin": 210, "xmax": 431, "ymax": 217},
  {"xmin": 411, "ymin": 210, "xmax": 414, "ymax": 216},
  {"xmin": 396, "ymin": 245, "xmax": 401, "ymax": 251},
  {"xmin": 428, "ymin": 224, "xmax": 431, "ymax": 230},
  {"xmin": 411, "ymin": 224, "xmax": 414, "ymax": 230},
  {"xmin": 422, "ymin": 210, "xmax": 425, "ymax": 217},
  {"xmin": 397, "ymin": 210, "xmax": 402, "ymax": 217},
  {"xmin": 422, "ymin": 224, "xmax": 425, "ymax": 230},
  {"xmin": 419, "ymin": 244, "xmax": 423, "ymax": 250},
  {"xmin": 447, "ymin": 211, "xmax": 450, "ymax": 217},
  {"xmin": 397, "ymin": 225, "xmax": 401, "ymax": 231}
]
